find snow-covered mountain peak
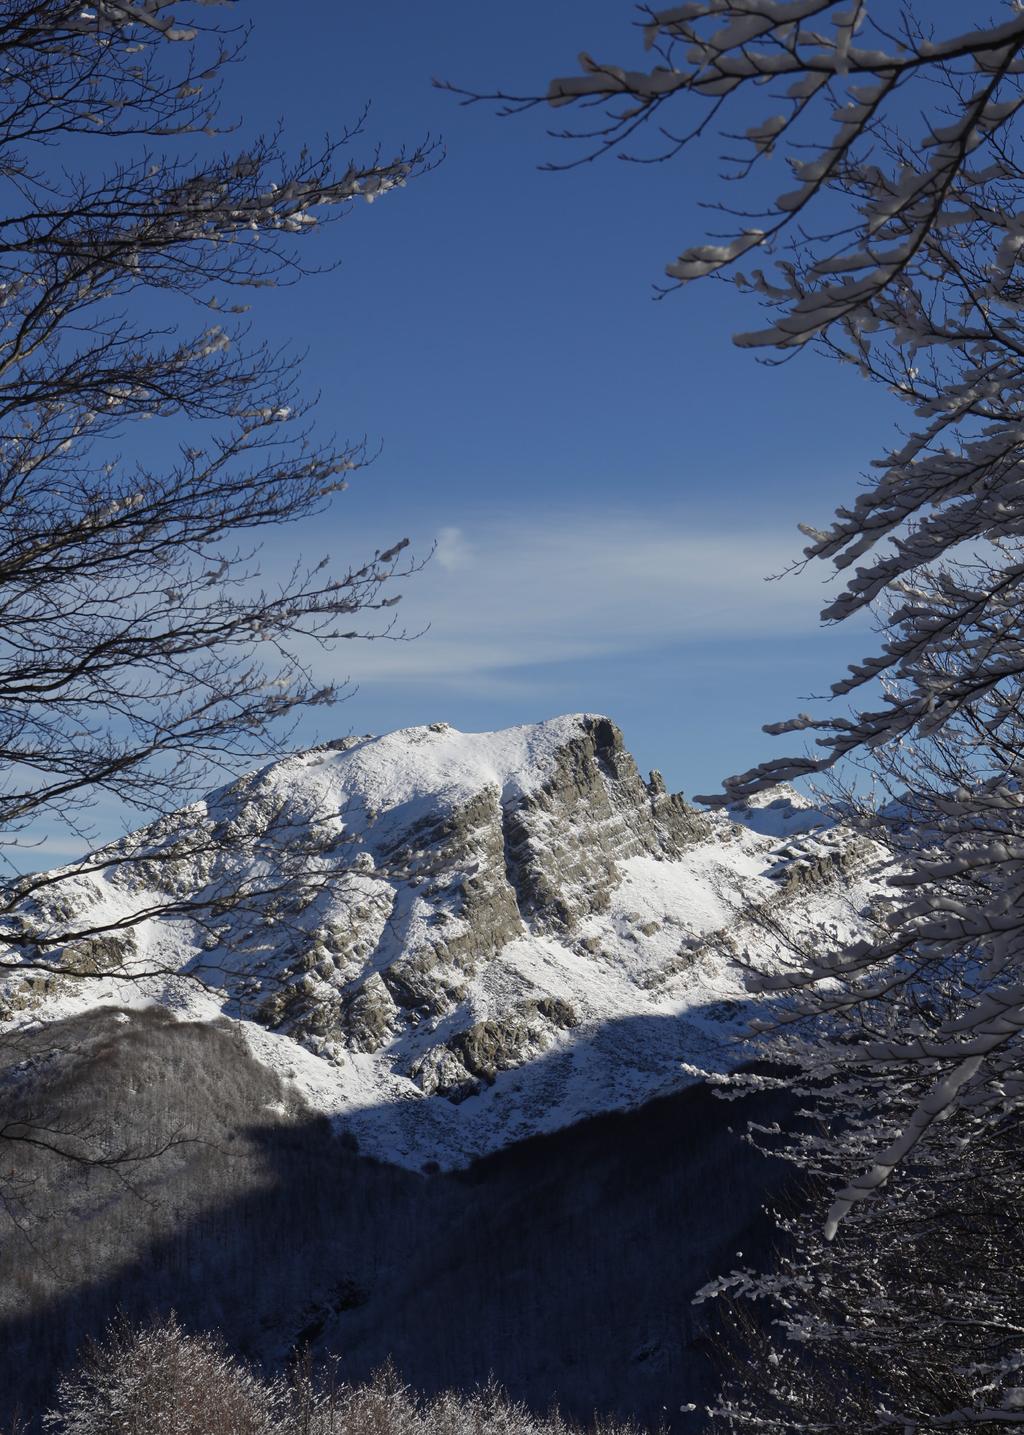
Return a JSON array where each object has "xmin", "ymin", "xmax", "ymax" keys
[
  {"xmin": 206, "ymin": 713, "xmax": 660, "ymax": 851},
  {"xmin": 725, "ymin": 782, "xmax": 831, "ymax": 838},
  {"xmin": 283, "ymin": 713, "xmax": 616, "ymax": 810},
  {"xmin": 0, "ymin": 716, "xmax": 884, "ymax": 1169}
]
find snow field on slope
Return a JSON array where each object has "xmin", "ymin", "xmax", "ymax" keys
[{"xmin": 259, "ymin": 715, "xmax": 604, "ymax": 835}]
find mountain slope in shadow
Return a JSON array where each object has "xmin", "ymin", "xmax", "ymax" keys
[{"xmin": 0, "ymin": 1007, "xmax": 793, "ymax": 1430}]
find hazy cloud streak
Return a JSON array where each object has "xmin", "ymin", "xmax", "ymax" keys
[{"xmin": 330, "ymin": 512, "xmax": 853, "ymax": 685}]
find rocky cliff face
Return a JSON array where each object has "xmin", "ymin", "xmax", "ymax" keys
[
  {"xmin": 256, "ymin": 716, "xmax": 712, "ymax": 1092},
  {"xmin": 0, "ymin": 714, "xmax": 884, "ymax": 1168}
]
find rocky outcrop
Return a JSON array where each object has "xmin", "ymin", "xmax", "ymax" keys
[
  {"xmin": 410, "ymin": 997, "xmax": 579, "ymax": 1100},
  {"xmin": 451, "ymin": 997, "xmax": 578, "ymax": 1081},
  {"xmin": 374, "ymin": 783, "xmax": 523, "ymax": 1015},
  {"xmin": 502, "ymin": 717, "xmax": 709, "ymax": 931}
]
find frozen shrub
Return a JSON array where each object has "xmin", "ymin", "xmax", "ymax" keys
[
  {"xmin": 43, "ymin": 1314, "xmax": 286, "ymax": 1435},
  {"xmin": 43, "ymin": 1318, "xmax": 651, "ymax": 1435}
]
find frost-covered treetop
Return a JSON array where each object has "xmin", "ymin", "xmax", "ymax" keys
[
  {"xmin": 452, "ymin": 5, "xmax": 1024, "ymax": 1242},
  {"xmin": 480, "ymin": 5, "xmax": 1024, "ymax": 797}
]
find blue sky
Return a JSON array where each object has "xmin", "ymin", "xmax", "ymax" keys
[{"xmin": 200, "ymin": 4, "xmax": 906, "ymax": 800}]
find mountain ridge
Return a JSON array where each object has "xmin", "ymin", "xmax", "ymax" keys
[{"xmin": 0, "ymin": 714, "xmax": 884, "ymax": 1170}]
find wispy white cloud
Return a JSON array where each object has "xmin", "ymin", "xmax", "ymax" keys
[
  {"xmin": 434, "ymin": 525, "xmax": 474, "ymax": 572},
  {"xmin": 326, "ymin": 511, "xmax": 854, "ymax": 687}
]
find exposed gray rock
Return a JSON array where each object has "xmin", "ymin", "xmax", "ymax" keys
[
  {"xmin": 408, "ymin": 1044, "xmax": 478, "ymax": 1100},
  {"xmin": 410, "ymin": 997, "xmax": 578, "ymax": 1101},
  {"xmin": 61, "ymin": 930, "xmax": 137, "ymax": 975},
  {"xmin": 450, "ymin": 997, "xmax": 578, "ymax": 1084},
  {"xmin": 502, "ymin": 717, "xmax": 709, "ymax": 932},
  {"xmin": 767, "ymin": 833, "xmax": 876, "ymax": 894},
  {"xmin": 342, "ymin": 972, "xmax": 404, "ymax": 1054}
]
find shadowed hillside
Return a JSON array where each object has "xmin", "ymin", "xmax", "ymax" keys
[{"xmin": 0, "ymin": 1007, "xmax": 792, "ymax": 1429}]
